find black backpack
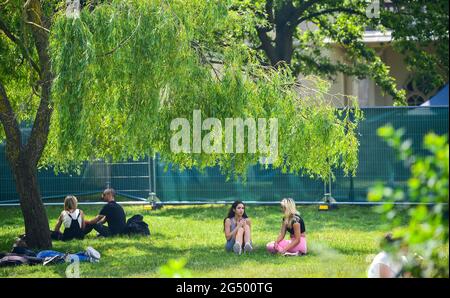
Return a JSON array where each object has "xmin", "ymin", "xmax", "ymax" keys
[
  {"xmin": 125, "ymin": 215, "xmax": 150, "ymax": 236},
  {"xmin": 62, "ymin": 211, "xmax": 84, "ymax": 241},
  {"xmin": 11, "ymin": 246, "xmax": 36, "ymax": 257}
]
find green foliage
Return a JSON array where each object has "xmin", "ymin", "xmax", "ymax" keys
[
  {"xmin": 229, "ymin": 0, "xmax": 449, "ymax": 105},
  {"xmin": 37, "ymin": 0, "xmax": 361, "ymax": 181},
  {"xmin": 0, "ymin": 0, "xmax": 361, "ymax": 182},
  {"xmin": 159, "ymin": 258, "xmax": 192, "ymax": 278},
  {"xmin": 382, "ymin": 0, "xmax": 449, "ymax": 99},
  {"xmin": 229, "ymin": 0, "xmax": 408, "ymax": 104},
  {"xmin": 368, "ymin": 125, "xmax": 449, "ymax": 277},
  {"xmin": 0, "ymin": 0, "xmax": 42, "ymax": 138}
]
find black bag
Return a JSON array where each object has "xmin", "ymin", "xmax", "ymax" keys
[
  {"xmin": 62, "ymin": 212, "xmax": 84, "ymax": 241},
  {"xmin": 11, "ymin": 246, "xmax": 36, "ymax": 257},
  {"xmin": 125, "ymin": 214, "xmax": 150, "ymax": 236},
  {"xmin": 0, "ymin": 255, "xmax": 29, "ymax": 267}
]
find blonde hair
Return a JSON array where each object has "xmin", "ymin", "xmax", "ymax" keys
[
  {"xmin": 281, "ymin": 198, "xmax": 298, "ymax": 228},
  {"xmin": 64, "ymin": 195, "xmax": 78, "ymax": 211}
]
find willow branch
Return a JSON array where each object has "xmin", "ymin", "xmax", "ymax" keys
[
  {"xmin": 0, "ymin": 0, "xmax": 10, "ymax": 7},
  {"xmin": 24, "ymin": 20, "xmax": 50, "ymax": 33},
  {"xmin": 97, "ymin": 15, "xmax": 141, "ymax": 58},
  {"xmin": 0, "ymin": 16, "xmax": 41, "ymax": 73},
  {"xmin": 296, "ymin": 8, "xmax": 366, "ymax": 25}
]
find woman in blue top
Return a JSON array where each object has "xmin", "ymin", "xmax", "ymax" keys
[{"xmin": 223, "ymin": 201, "xmax": 253, "ymax": 255}]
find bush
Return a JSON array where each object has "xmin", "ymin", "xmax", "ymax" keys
[{"xmin": 368, "ymin": 125, "xmax": 449, "ymax": 278}]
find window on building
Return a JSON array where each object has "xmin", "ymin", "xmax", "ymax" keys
[
  {"xmin": 405, "ymin": 78, "xmax": 430, "ymax": 106},
  {"xmin": 407, "ymin": 94, "xmax": 426, "ymax": 106}
]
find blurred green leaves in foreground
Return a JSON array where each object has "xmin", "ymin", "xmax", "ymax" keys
[
  {"xmin": 159, "ymin": 258, "xmax": 192, "ymax": 278},
  {"xmin": 369, "ymin": 124, "xmax": 449, "ymax": 278}
]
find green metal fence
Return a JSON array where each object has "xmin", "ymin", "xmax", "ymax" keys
[{"xmin": 0, "ymin": 107, "xmax": 448, "ymax": 204}]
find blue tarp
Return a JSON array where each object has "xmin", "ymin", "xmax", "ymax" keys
[{"xmin": 421, "ymin": 84, "xmax": 449, "ymax": 106}]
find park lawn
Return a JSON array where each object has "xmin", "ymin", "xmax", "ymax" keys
[{"xmin": 0, "ymin": 204, "xmax": 447, "ymax": 278}]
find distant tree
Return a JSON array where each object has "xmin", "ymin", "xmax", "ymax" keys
[
  {"xmin": 230, "ymin": 0, "xmax": 449, "ymax": 104},
  {"xmin": 382, "ymin": 0, "xmax": 449, "ymax": 99}
]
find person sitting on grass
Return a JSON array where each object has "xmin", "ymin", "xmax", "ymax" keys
[
  {"xmin": 367, "ymin": 232, "xmax": 409, "ymax": 278},
  {"xmin": 51, "ymin": 195, "xmax": 86, "ymax": 241},
  {"xmin": 84, "ymin": 188, "xmax": 126, "ymax": 237},
  {"xmin": 266, "ymin": 198, "xmax": 307, "ymax": 256},
  {"xmin": 224, "ymin": 201, "xmax": 253, "ymax": 255}
]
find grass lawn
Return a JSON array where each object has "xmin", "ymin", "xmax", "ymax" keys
[{"xmin": 0, "ymin": 204, "xmax": 447, "ymax": 278}]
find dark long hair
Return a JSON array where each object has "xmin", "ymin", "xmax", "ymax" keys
[
  {"xmin": 223, "ymin": 201, "xmax": 248, "ymax": 230},
  {"xmin": 381, "ymin": 232, "xmax": 403, "ymax": 249}
]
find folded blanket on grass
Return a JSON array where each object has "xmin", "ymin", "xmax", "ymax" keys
[
  {"xmin": 0, "ymin": 246, "xmax": 101, "ymax": 267},
  {"xmin": 0, "ymin": 254, "xmax": 43, "ymax": 267}
]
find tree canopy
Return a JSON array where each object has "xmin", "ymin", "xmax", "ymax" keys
[
  {"xmin": 1, "ymin": 0, "xmax": 360, "ymax": 181},
  {"xmin": 382, "ymin": 0, "xmax": 449, "ymax": 97},
  {"xmin": 227, "ymin": 0, "xmax": 449, "ymax": 105}
]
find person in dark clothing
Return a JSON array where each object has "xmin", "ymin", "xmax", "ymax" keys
[{"xmin": 84, "ymin": 188, "xmax": 126, "ymax": 237}]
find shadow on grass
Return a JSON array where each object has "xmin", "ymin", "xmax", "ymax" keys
[
  {"xmin": 154, "ymin": 205, "xmax": 386, "ymax": 233},
  {"xmin": 0, "ymin": 204, "xmax": 396, "ymax": 277},
  {"xmin": 0, "ymin": 205, "xmax": 385, "ymax": 252},
  {"xmin": 0, "ymin": 231, "xmax": 328, "ymax": 278},
  {"xmin": 70, "ymin": 241, "xmax": 319, "ymax": 277}
]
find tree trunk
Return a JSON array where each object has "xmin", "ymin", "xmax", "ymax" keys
[
  {"xmin": 1, "ymin": 83, "xmax": 52, "ymax": 250},
  {"xmin": 11, "ymin": 155, "xmax": 52, "ymax": 249},
  {"xmin": 349, "ymin": 175, "xmax": 355, "ymax": 202},
  {"xmin": 257, "ymin": 0, "xmax": 296, "ymax": 68},
  {"xmin": 1, "ymin": 0, "xmax": 55, "ymax": 250},
  {"xmin": 274, "ymin": 25, "xmax": 294, "ymax": 65},
  {"xmin": 18, "ymin": 0, "xmax": 54, "ymax": 249}
]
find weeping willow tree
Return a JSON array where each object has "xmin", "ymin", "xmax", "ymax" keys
[{"xmin": 0, "ymin": 0, "xmax": 360, "ymax": 248}]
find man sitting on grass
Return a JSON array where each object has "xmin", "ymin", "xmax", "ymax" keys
[{"xmin": 84, "ymin": 188, "xmax": 126, "ymax": 237}]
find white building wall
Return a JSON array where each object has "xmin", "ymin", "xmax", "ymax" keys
[{"xmin": 327, "ymin": 41, "xmax": 412, "ymax": 107}]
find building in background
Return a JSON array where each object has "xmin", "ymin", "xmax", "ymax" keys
[{"xmin": 327, "ymin": 29, "xmax": 447, "ymax": 107}]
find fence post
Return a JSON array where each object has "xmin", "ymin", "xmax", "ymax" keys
[
  {"xmin": 147, "ymin": 153, "xmax": 159, "ymax": 208},
  {"xmin": 106, "ymin": 159, "xmax": 111, "ymax": 189},
  {"xmin": 321, "ymin": 173, "xmax": 336, "ymax": 204}
]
